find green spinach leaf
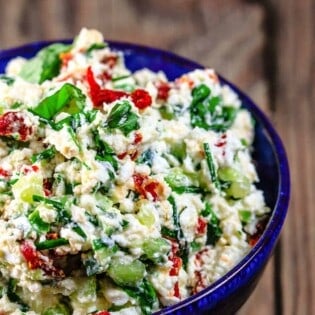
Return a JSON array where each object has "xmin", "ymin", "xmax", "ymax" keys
[{"xmin": 20, "ymin": 43, "xmax": 70, "ymax": 83}]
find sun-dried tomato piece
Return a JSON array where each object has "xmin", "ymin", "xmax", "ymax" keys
[
  {"xmin": 0, "ymin": 111, "xmax": 32, "ymax": 141},
  {"xmin": 196, "ymin": 217, "xmax": 207, "ymax": 235},
  {"xmin": 86, "ymin": 67, "xmax": 127, "ymax": 108},
  {"xmin": 20, "ymin": 240, "xmax": 65, "ymax": 278},
  {"xmin": 157, "ymin": 82, "xmax": 170, "ymax": 101},
  {"xmin": 131, "ymin": 89, "xmax": 152, "ymax": 109},
  {"xmin": 173, "ymin": 281, "xmax": 181, "ymax": 298},
  {"xmin": 133, "ymin": 173, "xmax": 161, "ymax": 201},
  {"xmin": 93, "ymin": 311, "xmax": 111, "ymax": 315},
  {"xmin": 0, "ymin": 167, "xmax": 11, "ymax": 178}
]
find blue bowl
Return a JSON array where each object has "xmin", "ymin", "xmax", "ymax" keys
[{"xmin": 0, "ymin": 41, "xmax": 290, "ymax": 315}]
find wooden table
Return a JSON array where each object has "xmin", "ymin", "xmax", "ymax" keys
[{"xmin": 0, "ymin": 0, "xmax": 313, "ymax": 314}]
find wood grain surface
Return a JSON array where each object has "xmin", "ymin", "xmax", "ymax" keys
[{"xmin": 0, "ymin": 0, "xmax": 311, "ymax": 314}]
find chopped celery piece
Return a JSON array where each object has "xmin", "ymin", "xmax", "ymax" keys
[
  {"xmin": 28, "ymin": 209, "xmax": 50, "ymax": 233},
  {"xmin": 218, "ymin": 167, "xmax": 239, "ymax": 182},
  {"xmin": 107, "ymin": 258, "xmax": 145, "ymax": 286},
  {"xmin": 72, "ymin": 276, "xmax": 97, "ymax": 304},
  {"xmin": 142, "ymin": 238, "xmax": 170, "ymax": 263},
  {"xmin": 12, "ymin": 173, "xmax": 44, "ymax": 203},
  {"xmin": 226, "ymin": 178, "xmax": 251, "ymax": 199},
  {"xmin": 137, "ymin": 204, "xmax": 155, "ymax": 227},
  {"xmin": 165, "ymin": 169, "xmax": 201, "ymax": 194},
  {"xmin": 170, "ymin": 141, "xmax": 186, "ymax": 161}
]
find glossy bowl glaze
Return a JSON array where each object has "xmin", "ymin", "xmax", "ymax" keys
[{"xmin": 0, "ymin": 41, "xmax": 290, "ymax": 315}]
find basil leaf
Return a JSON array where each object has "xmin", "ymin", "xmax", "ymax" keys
[
  {"xmin": 20, "ymin": 43, "xmax": 70, "ymax": 83},
  {"xmin": 93, "ymin": 130, "xmax": 118, "ymax": 171},
  {"xmin": 31, "ymin": 83, "xmax": 85, "ymax": 120},
  {"xmin": 190, "ymin": 84, "xmax": 237, "ymax": 132},
  {"xmin": 124, "ymin": 279, "xmax": 158, "ymax": 315},
  {"xmin": 203, "ymin": 202, "xmax": 222, "ymax": 245},
  {"xmin": 106, "ymin": 100, "xmax": 140, "ymax": 135},
  {"xmin": 31, "ymin": 146, "xmax": 56, "ymax": 163}
]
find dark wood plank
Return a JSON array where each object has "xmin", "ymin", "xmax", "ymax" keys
[{"xmin": 270, "ymin": 0, "xmax": 315, "ymax": 314}]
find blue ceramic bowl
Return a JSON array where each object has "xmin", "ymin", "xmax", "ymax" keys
[{"xmin": 0, "ymin": 41, "xmax": 290, "ymax": 315}]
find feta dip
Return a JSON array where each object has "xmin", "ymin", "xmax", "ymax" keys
[{"xmin": 0, "ymin": 28, "xmax": 269, "ymax": 315}]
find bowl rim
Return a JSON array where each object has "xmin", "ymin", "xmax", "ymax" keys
[{"xmin": 0, "ymin": 39, "xmax": 290, "ymax": 313}]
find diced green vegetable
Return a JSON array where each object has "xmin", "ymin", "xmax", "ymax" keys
[
  {"xmin": 19, "ymin": 43, "xmax": 70, "ymax": 83},
  {"xmin": 105, "ymin": 100, "xmax": 139, "ymax": 135},
  {"xmin": 159, "ymin": 105, "xmax": 175, "ymax": 120},
  {"xmin": 107, "ymin": 258, "xmax": 145, "ymax": 286},
  {"xmin": 28, "ymin": 209, "xmax": 50, "ymax": 233},
  {"xmin": 91, "ymin": 238, "xmax": 118, "ymax": 272},
  {"xmin": 36, "ymin": 238, "xmax": 69, "ymax": 250},
  {"xmin": 142, "ymin": 238, "xmax": 170, "ymax": 264},
  {"xmin": 239, "ymin": 210, "xmax": 252, "ymax": 224},
  {"xmin": 12, "ymin": 173, "xmax": 44, "ymax": 203},
  {"xmin": 218, "ymin": 167, "xmax": 239, "ymax": 182},
  {"xmin": 71, "ymin": 276, "xmax": 97, "ymax": 305},
  {"xmin": 226, "ymin": 178, "xmax": 251, "ymax": 199},
  {"xmin": 164, "ymin": 168, "xmax": 202, "ymax": 194},
  {"xmin": 170, "ymin": 141, "xmax": 186, "ymax": 162},
  {"xmin": 31, "ymin": 146, "xmax": 56, "ymax": 163},
  {"xmin": 137, "ymin": 204, "xmax": 155, "ymax": 227},
  {"xmin": 218, "ymin": 166, "xmax": 251, "ymax": 199},
  {"xmin": 30, "ymin": 83, "xmax": 85, "ymax": 120}
]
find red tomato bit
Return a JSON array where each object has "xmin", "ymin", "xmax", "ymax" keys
[
  {"xmin": 86, "ymin": 67, "xmax": 127, "ymax": 108},
  {"xmin": 173, "ymin": 281, "xmax": 181, "ymax": 298},
  {"xmin": 157, "ymin": 82, "xmax": 170, "ymax": 101},
  {"xmin": 133, "ymin": 173, "xmax": 161, "ymax": 201},
  {"xmin": 196, "ymin": 217, "xmax": 207, "ymax": 235},
  {"xmin": 20, "ymin": 240, "xmax": 65, "ymax": 278},
  {"xmin": 43, "ymin": 178, "xmax": 53, "ymax": 196},
  {"xmin": 0, "ymin": 111, "xmax": 32, "ymax": 141},
  {"xmin": 131, "ymin": 89, "xmax": 152, "ymax": 109},
  {"xmin": 133, "ymin": 132, "xmax": 143, "ymax": 145},
  {"xmin": 0, "ymin": 167, "xmax": 11, "ymax": 178},
  {"xmin": 93, "ymin": 311, "xmax": 111, "ymax": 315}
]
